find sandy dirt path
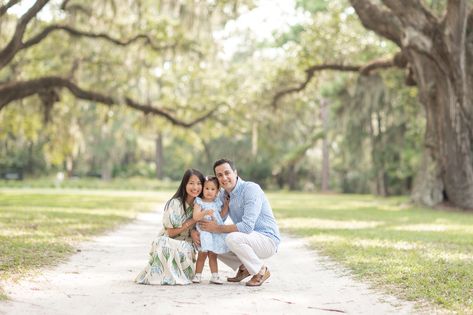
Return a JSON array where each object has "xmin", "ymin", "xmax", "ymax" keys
[{"xmin": 0, "ymin": 205, "xmax": 417, "ymax": 315}]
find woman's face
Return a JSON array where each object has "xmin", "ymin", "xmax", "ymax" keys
[
  {"xmin": 186, "ymin": 175, "xmax": 202, "ymax": 200},
  {"xmin": 203, "ymin": 180, "xmax": 218, "ymax": 200}
]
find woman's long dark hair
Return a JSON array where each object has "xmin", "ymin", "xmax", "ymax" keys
[{"xmin": 165, "ymin": 168, "xmax": 205, "ymax": 213}]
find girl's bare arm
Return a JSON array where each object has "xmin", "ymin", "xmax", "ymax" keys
[{"xmin": 193, "ymin": 204, "xmax": 213, "ymax": 220}]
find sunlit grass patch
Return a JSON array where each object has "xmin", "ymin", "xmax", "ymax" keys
[
  {"xmin": 0, "ymin": 177, "xmax": 178, "ymax": 191},
  {"xmin": 271, "ymin": 192, "xmax": 473, "ymax": 314},
  {"xmin": 0, "ymin": 188, "xmax": 171, "ymax": 298},
  {"xmin": 391, "ymin": 223, "xmax": 473, "ymax": 233},
  {"xmin": 278, "ymin": 218, "xmax": 383, "ymax": 230}
]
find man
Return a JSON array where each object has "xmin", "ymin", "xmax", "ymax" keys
[{"xmin": 198, "ymin": 158, "xmax": 280, "ymax": 286}]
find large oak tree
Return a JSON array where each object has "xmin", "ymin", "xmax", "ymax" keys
[
  {"xmin": 275, "ymin": 0, "xmax": 473, "ymax": 209},
  {"xmin": 348, "ymin": 0, "xmax": 473, "ymax": 209}
]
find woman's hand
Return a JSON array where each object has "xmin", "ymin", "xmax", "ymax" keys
[{"xmin": 190, "ymin": 229, "xmax": 200, "ymax": 247}]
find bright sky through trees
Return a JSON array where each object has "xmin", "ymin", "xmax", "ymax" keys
[{"xmin": 214, "ymin": 0, "xmax": 307, "ymax": 59}]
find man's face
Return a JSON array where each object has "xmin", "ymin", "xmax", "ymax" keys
[{"xmin": 214, "ymin": 163, "xmax": 238, "ymax": 192}]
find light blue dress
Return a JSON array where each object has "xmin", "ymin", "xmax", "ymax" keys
[{"xmin": 195, "ymin": 197, "xmax": 229, "ymax": 254}]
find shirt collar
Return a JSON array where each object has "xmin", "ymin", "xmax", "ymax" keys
[{"xmin": 230, "ymin": 177, "xmax": 244, "ymax": 197}]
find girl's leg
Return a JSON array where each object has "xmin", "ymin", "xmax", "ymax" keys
[
  {"xmin": 192, "ymin": 252, "xmax": 208, "ymax": 283},
  {"xmin": 208, "ymin": 252, "xmax": 223, "ymax": 284},
  {"xmin": 195, "ymin": 251, "xmax": 208, "ymax": 273},
  {"xmin": 208, "ymin": 252, "xmax": 218, "ymax": 273}
]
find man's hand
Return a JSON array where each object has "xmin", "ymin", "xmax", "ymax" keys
[
  {"xmin": 190, "ymin": 229, "xmax": 200, "ymax": 247},
  {"xmin": 199, "ymin": 217, "xmax": 220, "ymax": 232}
]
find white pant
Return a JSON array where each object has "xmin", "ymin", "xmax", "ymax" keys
[{"xmin": 218, "ymin": 232, "xmax": 276, "ymax": 275}]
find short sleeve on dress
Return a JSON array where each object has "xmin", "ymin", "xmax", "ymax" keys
[
  {"xmin": 162, "ymin": 198, "xmax": 184, "ymax": 228},
  {"xmin": 195, "ymin": 197, "xmax": 203, "ymax": 207}
]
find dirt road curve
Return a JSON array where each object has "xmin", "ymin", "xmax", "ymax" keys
[{"xmin": 0, "ymin": 206, "xmax": 417, "ymax": 315}]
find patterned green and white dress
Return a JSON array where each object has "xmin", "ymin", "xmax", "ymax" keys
[{"xmin": 135, "ymin": 198, "xmax": 196, "ymax": 285}]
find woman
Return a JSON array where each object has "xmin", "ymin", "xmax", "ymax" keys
[{"xmin": 135, "ymin": 168, "xmax": 204, "ymax": 285}]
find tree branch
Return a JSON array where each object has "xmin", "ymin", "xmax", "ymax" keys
[
  {"xmin": 0, "ymin": 0, "xmax": 50, "ymax": 69},
  {"xmin": 0, "ymin": 77, "xmax": 214, "ymax": 127},
  {"xmin": 22, "ymin": 25, "xmax": 178, "ymax": 52},
  {"xmin": 0, "ymin": 0, "xmax": 21, "ymax": 17},
  {"xmin": 60, "ymin": 0, "xmax": 71, "ymax": 10},
  {"xmin": 272, "ymin": 64, "xmax": 360, "ymax": 107},
  {"xmin": 272, "ymin": 52, "xmax": 407, "ymax": 107},
  {"xmin": 381, "ymin": 0, "xmax": 438, "ymax": 29},
  {"xmin": 349, "ymin": 0, "xmax": 403, "ymax": 47}
]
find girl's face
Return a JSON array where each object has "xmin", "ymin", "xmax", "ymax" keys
[
  {"xmin": 203, "ymin": 180, "xmax": 218, "ymax": 200},
  {"xmin": 186, "ymin": 175, "xmax": 202, "ymax": 199}
]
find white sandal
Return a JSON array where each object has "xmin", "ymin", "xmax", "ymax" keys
[
  {"xmin": 210, "ymin": 274, "xmax": 223, "ymax": 285},
  {"xmin": 192, "ymin": 274, "xmax": 202, "ymax": 283}
]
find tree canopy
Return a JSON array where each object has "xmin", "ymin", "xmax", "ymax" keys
[{"xmin": 1, "ymin": 0, "xmax": 472, "ymax": 210}]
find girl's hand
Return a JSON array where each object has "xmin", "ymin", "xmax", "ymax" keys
[{"xmin": 205, "ymin": 209, "xmax": 214, "ymax": 216}]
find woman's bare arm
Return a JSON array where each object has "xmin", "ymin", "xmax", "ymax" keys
[{"xmin": 166, "ymin": 218, "xmax": 196, "ymax": 238}]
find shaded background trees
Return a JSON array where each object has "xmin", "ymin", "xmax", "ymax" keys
[{"xmin": 1, "ymin": 0, "xmax": 472, "ymax": 209}]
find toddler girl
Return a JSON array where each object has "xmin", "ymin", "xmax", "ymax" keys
[{"xmin": 192, "ymin": 176, "xmax": 229, "ymax": 284}]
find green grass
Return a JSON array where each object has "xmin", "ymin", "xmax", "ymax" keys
[
  {"xmin": 0, "ymin": 177, "xmax": 178, "ymax": 190},
  {"xmin": 0, "ymin": 188, "xmax": 171, "ymax": 300},
  {"xmin": 2, "ymin": 189, "xmax": 472, "ymax": 311},
  {"xmin": 269, "ymin": 192, "xmax": 473, "ymax": 314}
]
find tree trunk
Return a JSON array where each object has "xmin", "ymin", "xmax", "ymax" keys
[
  {"xmin": 155, "ymin": 132, "xmax": 164, "ymax": 180},
  {"xmin": 66, "ymin": 156, "xmax": 74, "ymax": 178},
  {"xmin": 320, "ymin": 99, "xmax": 330, "ymax": 191},
  {"xmin": 372, "ymin": 110, "xmax": 387, "ymax": 196},
  {"xmin": 349, "ymin": 0, "xmax": 473, "ymax": 209},
  {"xmin": 200, "ymin": 138, "xmax": 213, "ymax": 168},
  {"xmin": 411, "ymin": 146, "xmax": 443, "ymax": 206},
  {"xmin": 287, "ymin": 165, "xmax": 298, "ymax": 190},
  {"xmin": 410, "ymin": 54, "xmax": 473, "ymax": 208},
  {"xmin": 251, "ymin": 121, "xmax": 258, "ymax": 157},
  {"xmin": 101, "ymin": 161, "xmax": 112, "ymax": 181}
]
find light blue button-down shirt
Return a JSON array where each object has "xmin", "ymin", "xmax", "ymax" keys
[{"xmin": 219, "ymin": 177, "xmax": 281, "ymax": 248}]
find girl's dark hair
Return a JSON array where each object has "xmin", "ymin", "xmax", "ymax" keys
[
  {"xmin": 205, "ymin": 175, "xmax": 219, "ymax": 189},
  {"xmin": 165, "ymin": 168, "xmax": 205, "ymax": 212}
]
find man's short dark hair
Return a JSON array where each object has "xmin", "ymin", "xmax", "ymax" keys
[{"xmin": 213, "ymin": 158, "xmax": 236, "ymax": 173}]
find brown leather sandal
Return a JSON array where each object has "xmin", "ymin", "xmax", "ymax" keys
[
  {"xmin": 246, "ymin": 267, "xmax": 270, "ymax": 287},
  {"xmin": 227, "ymin": 266, "xmax": 251, "ymax": 282}
]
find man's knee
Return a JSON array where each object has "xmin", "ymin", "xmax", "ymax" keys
[{"xmin": 225, "ymin": 232, "xmax": 245, "ymax": 250}]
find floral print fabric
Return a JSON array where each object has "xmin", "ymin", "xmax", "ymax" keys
[{"xmin": 135, "ymin": 198, "xmax": 196, "ymax": 285}]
